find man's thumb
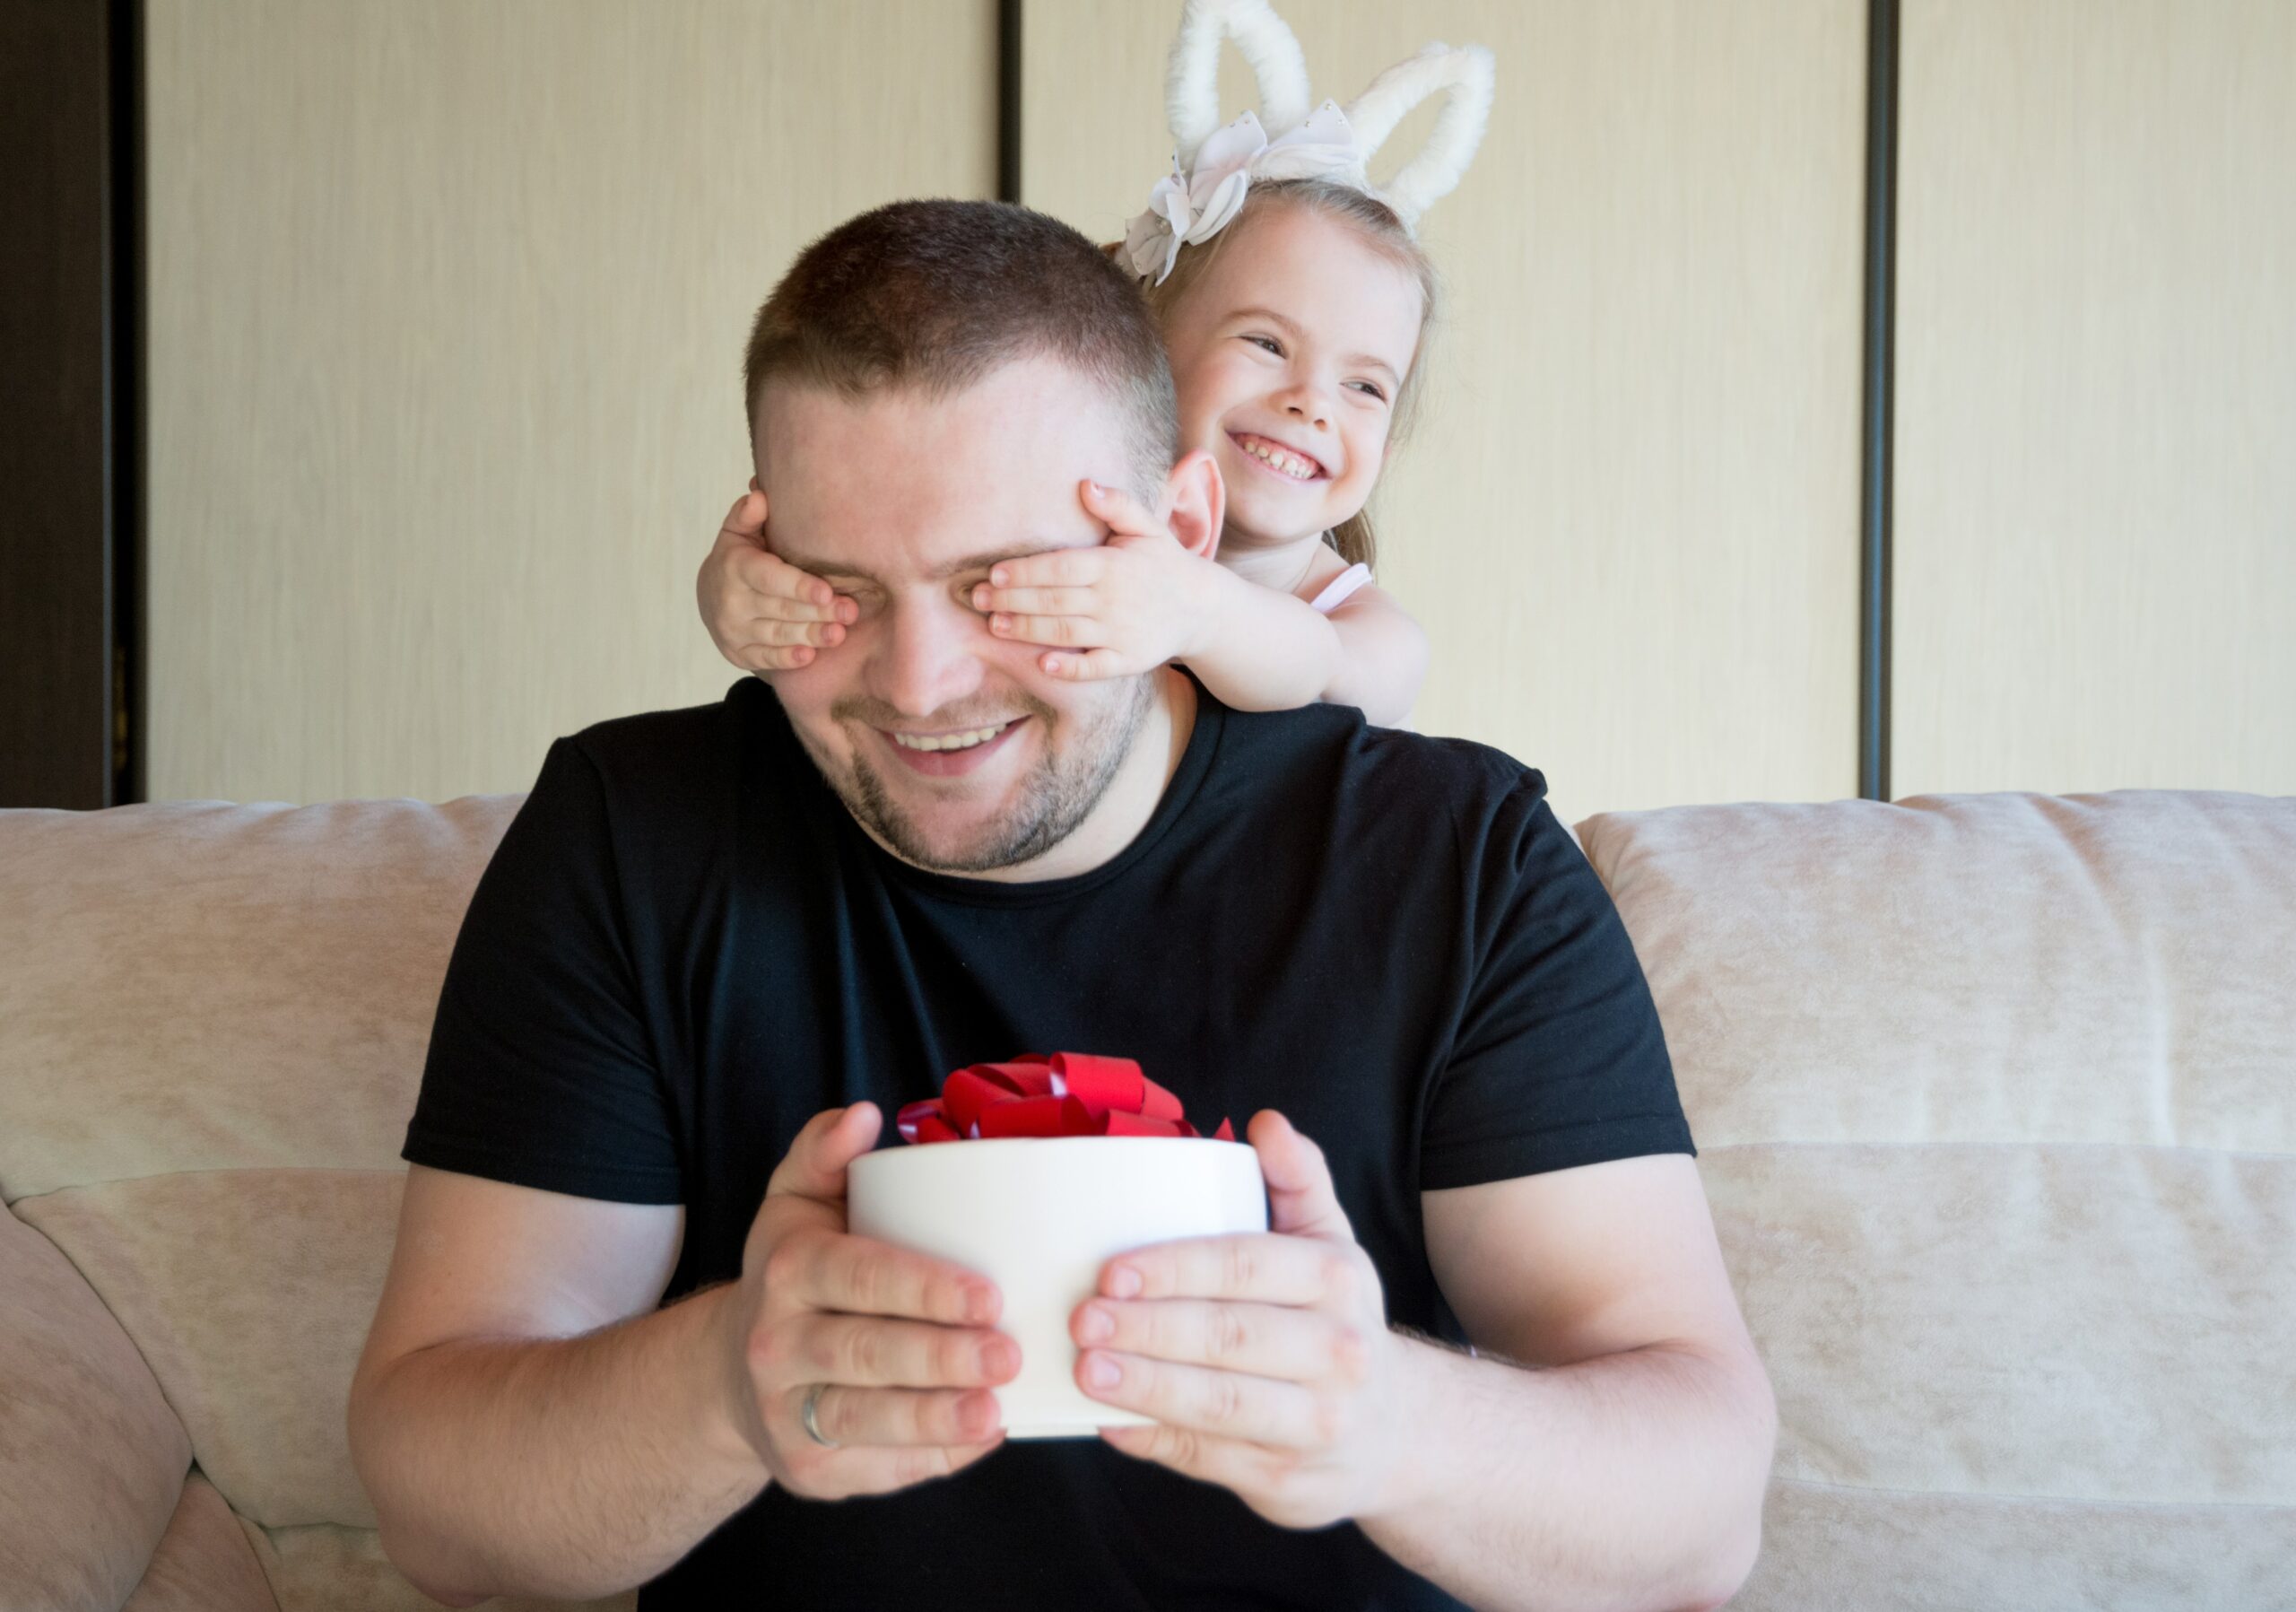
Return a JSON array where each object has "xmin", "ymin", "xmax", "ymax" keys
[
  {"xmin": 766, "ymin": 1102, "xmax": 883, "ymax": 1205},
  {"xmin": 1251, "ymin": 1111, "xmax": 1354, "ymax": 1242}
]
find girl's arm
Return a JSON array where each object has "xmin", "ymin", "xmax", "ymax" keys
[
  {"xmin": 973, "ymin": 481, "xmax": 1431, "ymax": 727},
  {"xmin": 1187, "ymin": 570, "xmax": 1430, "ymax": 727}
]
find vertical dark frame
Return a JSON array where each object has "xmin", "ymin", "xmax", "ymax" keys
[
  {"xmin": 0, "ymin": 0, "xmax": 142, "ymax": 809},
  {"xmin": 1858, "ymin": 0, "xmax": 1899, "ymax": 802},
  {"xmin": 996, "ymin": 0, "xmax": 1022, "ymax": 204},
  {"xmin": 109, "ymin": 0, "xmax": 145, "ymax": 805}
]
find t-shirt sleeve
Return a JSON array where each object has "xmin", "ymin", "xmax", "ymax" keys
[
  {"xmin": 1421, "ymin": 774, "xmax": 1694, "ymax": 1190},
  {"xmin": 402, "ymin": 737, "xmax": 684, "ymax": 1204}
]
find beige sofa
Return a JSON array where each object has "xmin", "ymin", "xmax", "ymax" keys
[{"xmin": 2, "ymin": 788, "xmax": 2289, "ymax": 1609}]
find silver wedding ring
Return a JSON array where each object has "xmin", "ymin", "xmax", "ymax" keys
[{"xmin": 800, "ymin": 1382, "xmax": 839, "ymax": 1450}]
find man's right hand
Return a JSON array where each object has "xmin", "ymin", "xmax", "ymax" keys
[{"xmin": 712, "ymin": 1102, "xmax": 1017, "ymax": 1500}]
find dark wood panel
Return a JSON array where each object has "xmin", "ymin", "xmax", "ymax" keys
[{"xmin": 0, "ymin": 0, "xmax": 134, "ymax": 808}]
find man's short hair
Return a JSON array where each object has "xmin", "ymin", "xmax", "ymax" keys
[{"xmin": 744, "ymin": 199, "xmax": 1179, "ymax": 498}]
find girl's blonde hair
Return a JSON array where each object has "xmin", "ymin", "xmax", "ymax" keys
[{"xmin": 1126, "ymin": 178, "xmax": 1439, "ymax": 570}]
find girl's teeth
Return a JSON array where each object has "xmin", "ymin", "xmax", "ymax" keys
[
  {"xmin": 1243, "ymin": 439, "xmax": 1316, "ymax": 479},
  {"xmin": 892, "ymin": 722, "xmax": 1010, "ymax": 753}
]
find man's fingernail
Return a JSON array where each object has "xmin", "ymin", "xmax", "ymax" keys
[
  {"xmin": 990, "ymin": 568, "xmax": 1007, "ymax": 586},
  {"xmin": 1109, "ymin": 1266, "xmax": 1143, "ymax": 1298},
  {"xmin": 992, "ymin": 614, "xmax": 1010, "ymax": 633},
  {"xmin": 965, "ymin": 1390, "xmax": 1001, "ymax": 1435},
  {"xmin": 1083, "ymin": 1353, "xmax": 1120, "ymax": 1390},
  {"xmin": 1077, "ymin": 1303, "xmax": 1114, "ymax": 1343}
]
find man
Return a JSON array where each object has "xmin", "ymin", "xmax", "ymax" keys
[{"xmin": 347, "ymin": 199, "xmax": 1775, "ymax": 1611}]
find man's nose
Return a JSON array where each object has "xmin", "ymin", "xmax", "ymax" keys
[{"xmin": 869, "ymin": 596, "xmax": 987, "ymax": 719}]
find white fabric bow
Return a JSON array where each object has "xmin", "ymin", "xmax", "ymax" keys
[{"xmin": 1120, "ymin": 100, "xmax": 1364, "ymax": 285}]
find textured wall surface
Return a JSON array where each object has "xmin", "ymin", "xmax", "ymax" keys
[
  {"xmin": 1893, "ymin": 0, "xmax": 2296, "ymax": 796},
  {"xmin": 1027, "ymin": 0, "xmax": 1867, "ymax": 821},
  {"xmin": 145, "ymin": 0, "xmax": 996, "ymax": 804}
]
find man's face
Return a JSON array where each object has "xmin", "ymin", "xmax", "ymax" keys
[{"xmin": 756, "ymin": 358, "xmax": 1159, "ymax": 875}]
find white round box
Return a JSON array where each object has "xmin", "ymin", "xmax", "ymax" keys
[{"xmin": 847, "ymin": 1137, "xmax": 1267, "ymax": 1438}]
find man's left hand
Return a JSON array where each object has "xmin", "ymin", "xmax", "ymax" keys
[{"xmin": 1072, "ymin": 1110, "xmax": 1422, "ymax": 1529}]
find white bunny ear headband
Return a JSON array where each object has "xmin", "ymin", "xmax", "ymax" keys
[{"xmin": 1121, "ymin": 0, "xmax": 1496, "ymax": 285}]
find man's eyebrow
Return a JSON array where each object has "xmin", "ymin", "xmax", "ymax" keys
[
  {"xmin": 771, "ymin": 544, "xmax": 1072, "ymax": 586},
  {"xmin": 1224, "ymin": 305, "xmax": 1401, "ymax": 382}
]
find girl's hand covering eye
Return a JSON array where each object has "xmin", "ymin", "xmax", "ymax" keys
[
  {"xmin": 969, "ymin": 481, "xmax": 1224, "ymax": 682},
  {"xmin": 698, "ymin": 490, "xmax": 858, "ymax": 673}
]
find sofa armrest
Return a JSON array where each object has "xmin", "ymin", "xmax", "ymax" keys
[{"xmin": 0, "ymin": 1198, "xmax": 193, "ymax": 1609}]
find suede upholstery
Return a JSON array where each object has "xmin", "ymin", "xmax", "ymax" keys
[
  {"xmin": 120, "ymin": 1475, "xmax": 276, "ymax": 1612},
  {"xmin": 0, "ymin": 1202, "xmax": 189, "ymax": 1609},
  {"xmin": 1, "ymin": 788, "xmax": 2287, "ymax": 1608},
  {"xmin": 1, "ymin": 799, "xmax": 629, "ymax": 1612},
  {"xmin": 1578, "ymin": 790, "xmax": 2296, "ymax": 1608}
]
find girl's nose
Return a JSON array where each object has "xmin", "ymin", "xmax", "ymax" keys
[{"xmin": 1279, "ymin": 384, "xmax": 1334, "ymax": 431}]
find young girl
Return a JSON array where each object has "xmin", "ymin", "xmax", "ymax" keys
[{"xmin": 698, "ymin": 3, "xmax": 1492, "ymax": 730}]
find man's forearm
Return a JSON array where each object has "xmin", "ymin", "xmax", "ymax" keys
[
  {"xmin": 348, "ymin": 1283, "xmax": 767, "ymax": 1603},
  {"xmin": 1361, "ymin": 1337, "xmax": 1776, "ymax": 1612}
]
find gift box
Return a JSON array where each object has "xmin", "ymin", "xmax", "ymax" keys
[{"xmin": 847, "ymin": 1055, "xmax": 1265, "ymax": 1438}]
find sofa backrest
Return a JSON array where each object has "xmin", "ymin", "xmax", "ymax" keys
[
  {"xmin": 5, "ymin": 788, "xmax": 2290, "ymax": 1609},
  {"xmin": 0, "ymin": 797, "xmax": 520, "ymax": 1559},
  {"xmin": 1578, "ymin": 789, "xmax": 2296, "ymax": 1609}
]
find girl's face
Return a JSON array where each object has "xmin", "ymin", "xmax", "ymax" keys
[{"xmin": 1160, "ymin": 204, "xmax": 1424, "ymax": 548}]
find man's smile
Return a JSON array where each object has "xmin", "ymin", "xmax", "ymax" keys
[{"xmin": 873, "ymin": 715, "xmax": 1030, "ymax": 777}]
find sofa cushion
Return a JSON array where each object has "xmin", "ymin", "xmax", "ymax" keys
[
  {"xmin": 0, "ymin": 1200, "xmax": 191, "ymax": 1611},
  {"xmin": 1752, "ymin": 1477, "xmax": 2295, "ymax": 1612},
  {"xmin": 13, "ymin": 1168, "xmax": 407, "ymax": 1529},
  {"xmin": 1577, "ymin": 789, "xmax": 2296, "ymax": 1602},
  {"xmin": 1579, "ymin": 791, "xmax": 2292, "ymax": 1153},
  {"xmin": 0, "ymin": 797, "xmax": 518, "ymax": 1203},
  {"xmin": 123, "ymin": 1471, "xmax": 278, "ymax": 1611},
  {"xmin": 235, "ymin": 1519, "xmax": 635, "ymax": 1612}
]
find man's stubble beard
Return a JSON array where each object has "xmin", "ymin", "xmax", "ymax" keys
[{"xmin": 798, "ymin": 675, "xmax": 1155, "ymax": 875}]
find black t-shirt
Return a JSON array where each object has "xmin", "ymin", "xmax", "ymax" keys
[{"xmin": 404, "ymin": 676, "xmax": 1692, "ymax": 1610}]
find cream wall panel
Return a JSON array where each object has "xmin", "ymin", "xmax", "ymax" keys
[
  {"xmin": 1894, "ymin": 0, "xmax": 2296, "ymax": 797},
  {"xmin": 1024, "ymin": 1, "xmax": 1866, "ymax": 821},
  {"xmin": 146, "ymin": 0, "xmax": 996, "ymax": 804}
]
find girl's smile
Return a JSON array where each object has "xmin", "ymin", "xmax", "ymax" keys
[
  {"xmin": 1159, "ymin": 205, "xmax": 1423, "ymax": 550},
  {"xmin": 1228, "ymin": 429, "xmax": 1330, "ymax": 482}
]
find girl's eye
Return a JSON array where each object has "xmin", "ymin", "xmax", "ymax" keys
[
  {"xmin": 1244, "ymin": 334, "xmax": 1284, "ymax": 355},
  {"xmin": 1347, "ymin": 380, "xmax": 1388, "ymax": 401}
]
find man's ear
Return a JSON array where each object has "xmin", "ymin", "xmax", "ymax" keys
[{"xmin": 1161, "ymin": 449, "xmax": 1225, "ymax": 562}]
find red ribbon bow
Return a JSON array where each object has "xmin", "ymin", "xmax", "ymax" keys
[{"xmin": 896, "ymin": 1053, "xmax": 1236, "ymax": 1145}]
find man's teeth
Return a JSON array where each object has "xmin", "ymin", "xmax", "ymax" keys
[
  {"xmin": 1242, "ymin": 438, "xmax": 1318, "ymax": 480},
  {"xmin": 891, "ymin": 722, "xmax": 1011, "ymax": 753}
]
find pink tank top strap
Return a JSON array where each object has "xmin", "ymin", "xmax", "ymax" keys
[{"xmin": 1307, "ymin": 562, "xmax": 1374, "ymax": 615}]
